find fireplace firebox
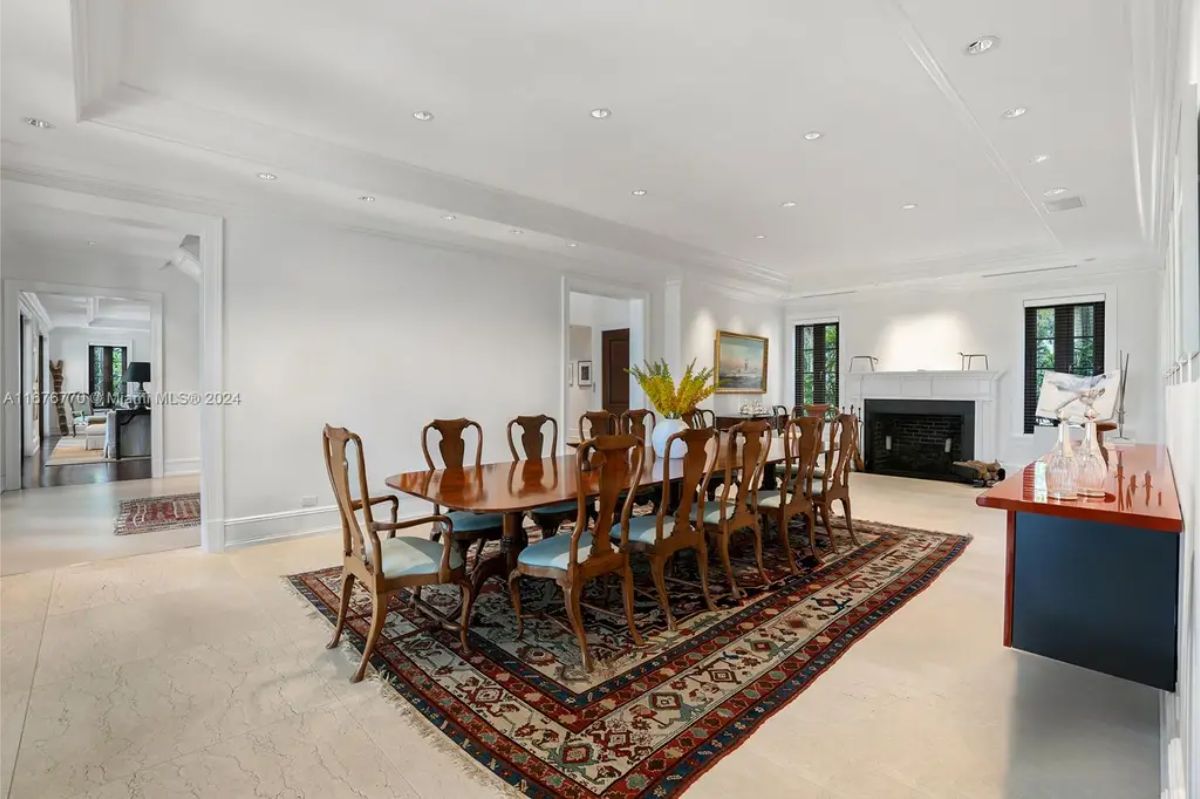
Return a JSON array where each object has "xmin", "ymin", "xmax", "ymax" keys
[{"xmin": 863, "ymin": 399, "xmax": 975, "ymax": 482}]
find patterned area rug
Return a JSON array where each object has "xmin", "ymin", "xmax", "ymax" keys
[
  {"xmin": 289, "ymin": 517, "xmax": 969, "ymax": 798},
  {"xmin": 113, "ymin": 493, "xmax": 201, "ymax": 535}
]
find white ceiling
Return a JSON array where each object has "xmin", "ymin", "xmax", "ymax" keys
[
  {"xmin": 1, "ymin": 200, "xmax": 188, "ymax": 262},
  {"xmin": 0, "ymin": 0, "xmax": 1164, "ymax": 291},
  {"xmin": 29, "ymin": 291, "xmax": 150, "ymax": 331}
]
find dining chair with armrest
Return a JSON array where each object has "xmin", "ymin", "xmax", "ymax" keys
[
  {"xmin": 508, "ymin": 434, "xmax": 645, "ymax": 672},
  {"xmin": 323, "ymin": 425, "xmax": 473, "ymax": 683}
]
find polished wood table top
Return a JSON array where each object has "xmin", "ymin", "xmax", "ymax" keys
[
  {"xmin": 387, "ymin": 435, "xmax": 787, "ymax": 514},
  {"xmin": 975, "ymin": 443, "xmax": 1183, "ymax": 533}
]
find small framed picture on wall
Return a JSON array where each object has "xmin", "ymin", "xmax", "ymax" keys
[{"xmin": 578, "ymin": 360, "xmax": 594, "ymax": 387}]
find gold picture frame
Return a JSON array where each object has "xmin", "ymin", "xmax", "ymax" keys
[{"xmin": 714, "ymin": 330, "xmax": 768, "ymax": 394}]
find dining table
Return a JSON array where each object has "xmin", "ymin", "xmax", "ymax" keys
[{"xmin": 386, "ymin": 432, "xmax": 788, "ymax": 622}]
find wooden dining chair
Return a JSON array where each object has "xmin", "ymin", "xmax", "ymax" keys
[
  {"xmin": 615, "ymin": 426, "xmax": 718, "ymax": 629},
  {"xmin": 579, "ymin": 410, "xmax": 618, "ymax": 441},
  {"xmin": 619, "ymin": 408, "xmax": 656, "ymax": 444},
  {"xmin": 684, "ymin": 408, "xmax": 716, "ymax": 429},
  {"xmin": 771, "ymin": 405, "xmax": 790, "ymax": 433},
  {"xmin": 700, "ymin": 419, "xmax": 772, "ymax": 600},
  {"xmin": 323, "ymin": 425, "xmax": 473, "ymax": 682},
  {"xmin": 813, "ymin": 414, "xmax": 860, "ymax": 553},
  {"xmin": 507, "ymin": 414, "xmax": 575, "ymax": 537},
  {"xmin": 508, "ymin": 434, "xmax": 645, "ymax": 672},
  {"xmin": 421, "ymin": 418, "xmax": 505, "ymax": 560},
  {"xmin": 757, "ymin": 416, "xmax": 823, "ymax": 572},
  {"xmin": 795, "ymin": 403, "xmax": 833, "ymax": 420}
]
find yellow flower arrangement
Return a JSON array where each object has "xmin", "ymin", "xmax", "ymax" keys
[{"xmin": 627, "ymin": 358, "xmax": 716, "ymax": 419}]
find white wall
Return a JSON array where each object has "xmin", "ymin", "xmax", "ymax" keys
[
  {"xmin": 681, "ymin": 282, "xmax": 785, "ymax": 416},
  {"xmin": 1, "ymin": 245, "xmax": 201, "ymax": 471},
  {"xmin": 566, "ymin": 291, "xmax": 633, "ymax": 440},
  {"xmin": 46, "ymin": 325, "xmax": 151, "ymax": 402},
  {"xmin": 220, "ymin": 212, "xmax": 571, "ymax": 534},
  {"xmin": 786, "ymin": 270, "xmax": 1161, "ymax": 468}
]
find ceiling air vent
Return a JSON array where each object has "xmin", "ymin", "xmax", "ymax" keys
[{"xmin": 1043, "ymin": 195, "xmax": 1085, "ymax": 213}]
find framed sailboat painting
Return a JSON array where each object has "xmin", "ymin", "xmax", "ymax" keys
[{"xmin": 714, "ymin": 330, "xmax": 768, "ymax": 393}]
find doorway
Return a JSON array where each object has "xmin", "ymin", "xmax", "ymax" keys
[
  {"xmin": 602, "ymin": 328, "xmax": 630, "ymax": 417},
  {"xmin": 562, "ymin": 283, "xmax": 647, "ymax": 444}
]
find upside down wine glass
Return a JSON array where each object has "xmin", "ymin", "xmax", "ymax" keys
[
  {"xmin": 1073, "ymin": 405, "xmax": 1109, "ymax": 499},
  {"xmin": 1044, "ymin": 411, "xmax": 1077, "ymax": 501}
]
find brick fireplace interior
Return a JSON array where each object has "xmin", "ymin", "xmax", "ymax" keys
[{"xmin": 863, "ymin": 399, "xmax": 976, "ymax": 482}]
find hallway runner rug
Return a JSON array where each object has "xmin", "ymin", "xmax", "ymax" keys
[
  {"xmin": 114, "ymin": 493, "xmax": 201, "ymax": 535},
  {"xmin": 289, "ymin": 517, "xmax": 969, "ymax": 798}
]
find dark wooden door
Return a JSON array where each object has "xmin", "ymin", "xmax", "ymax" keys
[{"xmin": 601, "ymin": 328, "xmax": 630, "ymax": 416}]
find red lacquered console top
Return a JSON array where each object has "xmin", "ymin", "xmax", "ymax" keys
[{"xmin": 975, "ymin": 443, "xmax": 1184, "ymax": 533}]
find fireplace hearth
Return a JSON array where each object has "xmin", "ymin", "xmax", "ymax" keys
[{"xmin": 864, "ymin": 399, "xmax": 975, "ymax": 482}]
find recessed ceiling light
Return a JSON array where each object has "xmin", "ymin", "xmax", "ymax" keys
[
  {"xmin": 754, "ymin": 234, "xmax": 766, "ymax": 239},
  {"xmin": 901, "ymin": 203, "xmax": 919, "ymax": 210},
  {"xmin": 780, "ymin": 201, "xmax": 797, "ymax": 208},
  {"xmin": 965, "ymin": 36, "xmax": 1000, "ymax": 55},
  {"xmin": 509, "ymin": 229, "xmax": 523, "ymax": 235},
  {"xmin": 566, "ymin": 242, "xmax": 578, "ymax": 248},
  {"xmin": 803, "ymin": 131, "xmax": 823, "ymax": 141},
  {"xmin": 1001, "ymin": 106, "xmax": 1027, "ymax": 119},
  {"xmin": 412, "ymin": 110, "xmax": 434, "ymax": 121},
  {"xmin": 23, "ymin": 117, "xmax": 53, "ymax": 129},
  {"xmin": 87, "ymin": 240, "xmax": 96, "ymax": 246},
  {"xmin": 442, "ymin": 214, "xmax": 456, "ymax": 221},
  {"xmin": 1043, "ymin": 187, "xmax": 1069, "ymax": 197},
  {"xmin": 631, "ymin": 189, "xmax": 647, "ymax": 196},
  {"xmin": 590, "ymin": 108, "xmax": 611, "ymax": 119},
  {"xmin": 358, "ymin": 195, "xmax": 375, "ymax": 202},
  {"xmin": 1031, "ymin": 154, "xmax": 1050, "ymax": 164},
  {"xmin": 257, "ymin": 172, "xmax": 277, "ymax": 181}
]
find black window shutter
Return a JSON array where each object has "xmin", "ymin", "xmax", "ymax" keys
[
  {"xmin": 1091, "ymin": 301, "xmax": 1105, "ymax": 375},
  {"xmin": 812, "ymin": 325, "xmax": 827, "ymax": 405},
  {"xmin": 1023, "ymin": 308, "xmax": 1038, "ymax": 434},
  {"xmin": 793, "ymin": 326, "xmax": 803, "ymax": 407}
]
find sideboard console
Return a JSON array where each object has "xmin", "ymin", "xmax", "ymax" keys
[{"xmin": 976, "ymin": 444, "xmax": 1183, "ymax": 690}]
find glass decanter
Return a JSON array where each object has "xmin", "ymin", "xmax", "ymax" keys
[
  {"xmin": 1044, "ymin": 413, "xmax": 1077, "ymax": 500},
  {"xmin": 1073, "ymin": 407, "xmax": 1109, "ymax": 499}
]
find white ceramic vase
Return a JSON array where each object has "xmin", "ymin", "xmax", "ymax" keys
[{"xmin": 651, "ymin": 417, "xmax": 688, "ymax": 458}]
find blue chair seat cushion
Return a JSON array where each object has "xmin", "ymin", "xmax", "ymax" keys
[
  {"xmin": 365, "ymin": 535, "xmax": 463, "ymax": 578},
  {"xmin": 518, "ymin": 532, "xmax": 595, "ymax": 570},
  {"xmin": 444, "ymin": 510, "xmax": 504, "ymax": 533},
  {"xmin": 531, "ymin": 501, "xmax": 577, "ymax": 516},
  {"xmin": 757, "ymin": 489, "xmax": 788, "ymax": 509},
  {"xmin": 609, "ymin": 514, "xmax": 664, "ymax": 545},
  {"xmin": 700, "ymin": 500, "xmax": 737, "ymax": 524}
]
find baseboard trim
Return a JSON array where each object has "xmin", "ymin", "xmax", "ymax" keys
[
  {"xmin": 222, "ymin": 499, "xmax": 432, "ymax": 548},
  {"xmin": 1161, "ymin": 691, "xmax": 1186, "ymax": 799},
  {"xmin": 165, "ymin": 457, "xmax": 200, "ymax": 475}
]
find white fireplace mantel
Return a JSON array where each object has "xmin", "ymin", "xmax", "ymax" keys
[{"xmin": 845, "ymin": 370, "xmax": 1006, "ymax": 461}]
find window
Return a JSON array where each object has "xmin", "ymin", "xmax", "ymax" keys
[
  {"xmin": 89, "ymin": 345, "xmax": 128, "ymax": 408},
  {"xmin": 794, "ymin": 322, "xmax": 839, "ymax": 409},
  {"xmin": 1023, "ymin": 301, "xmax": 1105, "ymax": 433}
]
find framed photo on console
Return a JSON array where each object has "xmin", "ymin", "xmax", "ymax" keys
[{"xmin": 714, "ymin": 330, "xmax": 768, "ymax": 393}]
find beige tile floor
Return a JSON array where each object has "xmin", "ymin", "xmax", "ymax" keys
[
  {"xmin": 0, "ymin": 475, "xmax": 201, "ymax": 576},
  {"xmin": 0, "ymin": 473, "xmax": 1161, "ymax": 798}
]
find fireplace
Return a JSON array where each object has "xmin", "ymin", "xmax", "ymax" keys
[{"xmin": 863, "ymin": 399, "xmax": 975, "ymax": 482}]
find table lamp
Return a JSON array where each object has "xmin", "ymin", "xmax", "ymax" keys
[{"xmin": 125, "ymin": 361, "xmax": 151, "ymax": 407}]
